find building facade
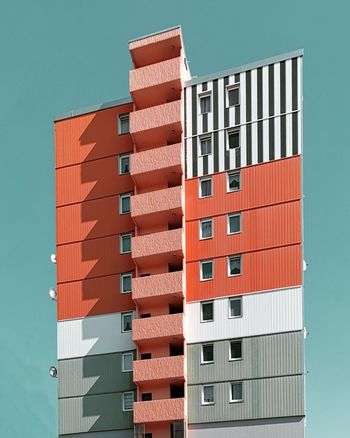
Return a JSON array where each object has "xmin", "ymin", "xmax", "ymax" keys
[{"xmin": 54, "ymin": 26, "xmax": 304, "ymax": 438}]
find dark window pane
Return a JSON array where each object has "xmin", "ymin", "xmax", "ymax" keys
[
  {"xmin": 203, "ymin": 385, "xmax": 214, "ymax": 403},
  {"xmin": 229, "ymin": 256, "xmax": 241, "ymax": 276},
  {"xmin": 123, "ymin": 314, "xmax": 132, "ymax": 331},
  {"xmin": 119, "ymin": 115, "xmax": 130, "ymax": 134},
  {"xmin": 122, "ymin": 274, "xmax": 131, "ymax": 292},
  {"xmin": 229, "ymin": 214, "xmax": 241, "ymax": 233},
  {"xmin": 202, "ymin": 344, "xmax": 214, "ymax": 362},
  {"xmin": 228, "ymin": 131, "xmax": 240, "ymax": 149},
  {"xmin": 200, "ymin": 138, "xmax": 212, "ymax": 155},
  {"xmin": 230, "ymin": 298, "xmax": 242, "ymax": 317},
  {"xmin": 201, "ymin": 261, "xmax": 213, "ymax": 280},
  {"xmin": 230, "ymin": 340, "xmax": 242, "ymax": 359},
  {"xmin": 228, "ymin": 87, "xmax": 239, "ymax": 106},
  {"xmin": 121, "ymin": 235, "xmax": 131, "ymax": 252},
  {"xmin": 141, "ymin": 393, "xmax": 152, "ymax": 401},
  {"xmin": 201, "ymin": 220, "xmax": 212, "ymax": 238},
  {"xmin": 120, "ymin": 156, "xmax": 130, "ymax": 173},
  {"xmin": 231, "ymin": 382, "xmax": 243, "ymax": 401},
  {"xmin": 200, "ymin": 95, "xmax": 211, "ymax": 114},
  {"xmin": 228, "ymin": 172, "xmax": 240, "ymax": 191},
  {"xmin": 121, "ymin": 195, "xmax": 130, "ymax": 213},
  {"xmin": 202, "ymin": 302, "xmax": 213, "ymax": 320},
  {"xmin": 201, "ymin": 179, "xmax": 212, "ymax": 197}
]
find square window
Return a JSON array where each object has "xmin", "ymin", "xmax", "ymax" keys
[
  {"xmin": 202, "ymin": 385, "xmax": 214, "ymax": 405},
  {"xmin": 141, "ymin": 353, "xmax": 152, "ymax": 360},
  {"xmin": 200, "ymin": 260, "xmax": 213, "ymax": 281},
  {"xmin": 199, "ymin": 93, "xmax": 211, "ymax": 114},
  {"xmin": 120, "ymin": 272, "xmax": 132, "ymax": 293},
  {"xmin": 200, "ymin": 218, "xmax": 213, "ymax": 239},
  {"xmin": 227, "ymin": 129, "xmax": 240, "ymax": 149},
  {"xmin": 122, "ymin": 391, "xmax": 134, "ymax": 411},
  {"xmin": 201, "ymin": 301, "xmax": 214, "ymax": 322},
  {"xmin": 121, "ymin": 312, "xmax": 133, "ymax": 332},
  {"xmin": 202, "ymin": 344, "xmax": 214, "ymax": 363},
  {"xmin": 119, "ymin": 154, "xmax": 130, "ymax": 174},
  {"xmin": 230, "ymin": 382, "xmax": 243, "ymax": 402},
  {"xmin": 229, "ymin": 297, "xmax": 242, "ymax": 318},
  {"xmin": 200, "ymin": 136, "xmax": 212, "ymax": 156},
  {"xmin": 228, "ymin": 213, "xmax": 241, "ymax": 234},
  {"xmin": 227, "ymin": 85, "xmax": 240, "ymax": 107},
  {"xmin": 227, "ymin": 172, "xmax": 241, "ymax": 192},
  {"xmin": 118, "ymin": 114, "xmax": 130, "ymax": 135},
  {"xmin": 141, "ymin": 393, "xmax": 152, "ymax": 401},
  {"xmin": 199, "ymin": 177, "xmax": 212, "ymax": 198},
  {"xmin": 230, "ymin": 340, "xmax": 242, "ymax": 360},
  {"xmin": 119, "ymin": 193, "xmax": 131, "ymax": 214},
  {"xmin": 122, "ymin": 352, "xmax": 133, "ymax": 372},
  {"xmin": 228, "ymin": 255, "xmax": 242, "ymax": 276},
  {"xmin": 120, "ymin": 233, "xmax": 131, "ymax": 254}
]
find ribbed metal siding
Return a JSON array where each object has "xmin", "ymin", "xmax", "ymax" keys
[
  {"xmin": 59, "ymin": 392, "xmax": 134, "ymax": 435},
  {"xmin": 188, "ymin": 375, "xmax": 304, "ymax": 423},
  {"xmin": 59, "ymin": 351, "xmax": 136, "ymax": 398},
  {"xmin": 187, "ymin": 331, "xmax": 303, "ymax": 384},
  {"xmin": 60, "ymin": 430, "xmax": 133, "ymax": 438}
]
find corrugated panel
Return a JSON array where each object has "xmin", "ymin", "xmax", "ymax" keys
[
  {"xmin": 59, "ymin": 391, "xmax": 134, "ymax": 435},
  {"xmin": 60, "ymin": 430, "xmax": 133, "ymax": 438},
  {"xmin": 186, "ymin": 200, "xmax": 301, "ymax": 261},
  {"xmin": 187, "ymin": 331, "xmax": 304, "ymax": 384},
  {"xmin": 55, "ymin": 104, "xmax": 133, "ymax": 169},
  {"xmin": 56, "ymin": 156, "xmax": 134, "ymax": 207},
  {"xmin": 188, "ymin": 375, "xmax": 304, "ymax": 423},
  {"xmin": 186, "ymin": 244, "xmax": 302, "ymax": 302},
  {"xmin": 57, "ymin": 274, "xmax": 135, "ymax": 321},
  {"xmin": 185, "ymin": 156, "xmax": 301, "ymax": 221},
  {"xmin": 57, "ymin": 235, "xmax": 134, "ymax": 284},
  {"xmin": 57, "ymin": 312, "xmax": 135, "ymax": 360},
  {"xmin": 186, "ymin": 287, "xmax": 303, "ymax": 344},
  {"xmin": 59, "ymin": 351, "xmax": 136, "ymax": 398},
  {"xmin": 188, "ymin": 417, "xmax": 305, "ymax": 438}
]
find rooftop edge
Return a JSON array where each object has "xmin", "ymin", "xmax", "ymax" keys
[{"xmin": 128, "ymin": 25, "xmax": 181, "ymax": 45}]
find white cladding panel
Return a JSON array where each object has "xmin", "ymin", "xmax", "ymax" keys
[
  {"xmin": 58, "ymin": 312, "xmax": 135, "ymax": 360},
  {"xmin": 186, "ymin": 287, "xmax": 303, "ymax": 344}
]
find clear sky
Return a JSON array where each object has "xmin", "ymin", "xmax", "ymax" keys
[{"xmin": 0, "ymin": 0, "xmax": 348, "ymax": 436}]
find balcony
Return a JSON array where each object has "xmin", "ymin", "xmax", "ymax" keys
[
  {"xmin": 133, "ymin": 355, "xmax": 185, "ymax": 384},
  {"xmin": 130, "ymin": 100, "xmax": 182, "ymax": 149},
  {"xmin": 132, "ymin": 313, "xmax": 184, "ymax": 345},
  {"xmin": 130, "ymin": 57, "xmax": 182, "ymax": 109},
  {"xmin": 132, "ymin": 271, "xmax": 183, "ymax": 305},
  {"xmin": 133, "ymin": 398, "xmax": 185, "ymax": 424}
]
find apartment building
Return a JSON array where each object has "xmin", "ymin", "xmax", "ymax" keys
[{"xmin": 54, "ymin": 26, "xmax": 304, "ymax": 438}]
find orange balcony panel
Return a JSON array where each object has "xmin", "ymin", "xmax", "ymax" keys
[
  {"xmin": 132, "ymin": 313, "xmax": 184, "ymax": 344},
  {"xmin": 133, "ymin": 398, "xmax": 185, "ymax": 424},
  {"xmin": 132, "ymin": 271, "xmax": 183, "ymax": 305},
  {"xmin": 133, "ymin": 355, "xmax": 185, "ymax": 384},
  {"xmin": 131, "ymin": 143, "xmax": 182, "ymax": 189}
]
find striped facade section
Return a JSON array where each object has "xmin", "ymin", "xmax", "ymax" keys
[{"xmin": 184, "ymin": 55, "xmax": 302, "ymax": 179}]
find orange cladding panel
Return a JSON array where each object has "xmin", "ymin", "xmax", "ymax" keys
[{"xmin": 55, "ymin": 104, "xmax": 133, "ymax": 168}]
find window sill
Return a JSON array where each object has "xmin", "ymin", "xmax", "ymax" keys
[
  {"xmin": 201, "ymin": 361, "xmax": 214, "ymax": 365},
  {"xmin": 200, "ymin": 278, "xmax": 213, "ymax": 282},
  {"xmin": 229, "ymin": 399, "xmax": 243, "ymax": 404},
  {"xmin": 199, "ymin": 236, "xmax": 213, "ymax": 241},
  {"xmin": 229, "ymin": 358, "xmax": 243, "ymax": 362},
  {"xmin": 202, "ymin": 402, "xmax": 215, "ymax": 406}
]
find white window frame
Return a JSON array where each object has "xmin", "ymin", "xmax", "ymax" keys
[
  {"xmin": 199, "ymin": 218, "xmax": 213, "ymax": 240},
  {"xmin": 202, "ymin": 385, "xmax": 215, "ymax": 405},
  {"xmin": 229, "ymin": 296, "xmax": 243, "ymax": 319},
  {"xmin": 119, "ymin": 193, "xmax": 131, "ymax": 214},
  {"xmin": 199, "ymin": 177, "xmax": 213, "ymax": 198},
  {"xmin": 228, "ymin": 213, "xmax": 241, "ymax": 235},
  {"xmin": 199, "ymin": 134, "xmax": 212, "ymax": 157},
  {"xmin": 228, "ymin": 255, "xmax": 242, "ymax": 277},
  {"xmin": 227, "ymin": 171, "xmax": 241, "ymax": 193},
  {"xmin": 118, "ymin": 153, "xmax": 130, "ymax": 175},
  {"xmin": 226, "ymin": 83, "xmax": 240, "ymax": 108},
  {"xmin": 201, "ymin": 343, "xmax": 214, "ymax": 364},
  {"xmin": 230, "ymin": 382, "xmax": 243, "ymax": 403},
  {"xmin": 198, "ymin": 91, "xmax": 212, "ymax": 115},
  {"xmin": 120, "ymin": 272, "xmax": 132, "ymax": 293},
  {"xmin": 201, "ymin": 300, "xmax": 214, "ymax": 323},
  {"xmin": 122, "ymin": 391, "xmax": 134, "ymax": 411},
  {"xmin": 200, "ymin": 259, "xmax": 213, "ymax": 281},
  {"xmin": 229, "ymin": 339, "xmax": 243, "ymax": 361},
  {"xmin": 122, "ymin": 352, "xmax": 133, "ymax": 372},
  {"xmin": 226, "ymin": 128, "xmax": 240, "ymax": 150},
  {"xmin": 118, "ymin": 113, "xmax": 130, "ymax": 135},
  {"xmin": 120, "ymin": 233, "xmax": 132, "ymax": 254},
  {"xmin": 121, "ymin": 312, "xmax": 133, "ymax": 333}
]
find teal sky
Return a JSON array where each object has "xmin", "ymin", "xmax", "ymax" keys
[{"xmin": 0, "ymin": 0, "xmax": 348, "ymax": 436}]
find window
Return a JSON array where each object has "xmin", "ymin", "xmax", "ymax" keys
[
  {"xmin": 230, "ymin": 340, "xmax": 242, "ymax": 360},
  {"xmin": 121, "ymin": 312, "xmax": 133, "ymax": 332},
  {"xmin": 141, "ymin": 393, "xmax": 152, "ymax": 401},
  {"xmin": 141, "ymin": 353, "xmax": 152, "ymax": 360},
  {"xmin": 202, "ymin": 385, "xmax": 214, "ymax": 405},
  {"xmin": 118, "ymin": 113, "xmax": 130, "ymax": 135},
  {"xmin": 199, "ymin": 177, "xmax": 212, "ymax": 198},
  {"xmin": 200, "ymin": 218, "xmax": 213, "ymax": 239},
  {"xmin": 119, "ymin": 193, "xmax": 131, "ymax": 214},
  {"xmin": 120, "ymin": 272, "xmax": 132, "ymax": 293},
  {"xmin": 229, "ymin": 297, "xmax": 242, "ymax": 318},
  {"xmin": 199, "ymin": 93, "xmax": 211, "ymax": 114},
  {"xmin": 122, "ymin": 352, "xmax": 133, "ymax": 372},
  {"xmin": 200, "ymin": 136, "xmax": 212, "ymax": 156},
  {"xmin": 122, "ymin": 391, "xmax": 134, "ymax": 411},
  {"xmin": 227, "ymin": 171, "xmax": 241, "ymax": 192},
  {"xmin": 227, "ymin": 129, "xmax": 240, "ymax": 149},
  {"xmin": 227, "ymin": 85, "xmax": 240, "ymax": 107},
  {"xmin": 201, "ymin": 301, "xmax": 214, "ymax": 322},
  {"xmin": 120, "ymin": 233, "xmax": 131, "ymax": 254},
  {"xmin": 200, "ymin": 260, "xmax": 213, "ymax": 281},
  {"xmin": 228, "ymin": 255, "xmax": 242, "ymax": 276},
  {"xmin": 228, "ymin": 213, "xmax": 241, "ymax": 234},
  {"xmin": 202, "ymin": 344, "xmax": 214, "ymax": 363},
  {"xmin": 119, "ymin": 154, "xmax": 130, "ymax": 174},
  {"xmin": 230, "ymin": 382, "xmax": 243, "ymax": 402},
  {"xmin": 145, "ymin": 434, "xmax": 152, "ymax": 438}
]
